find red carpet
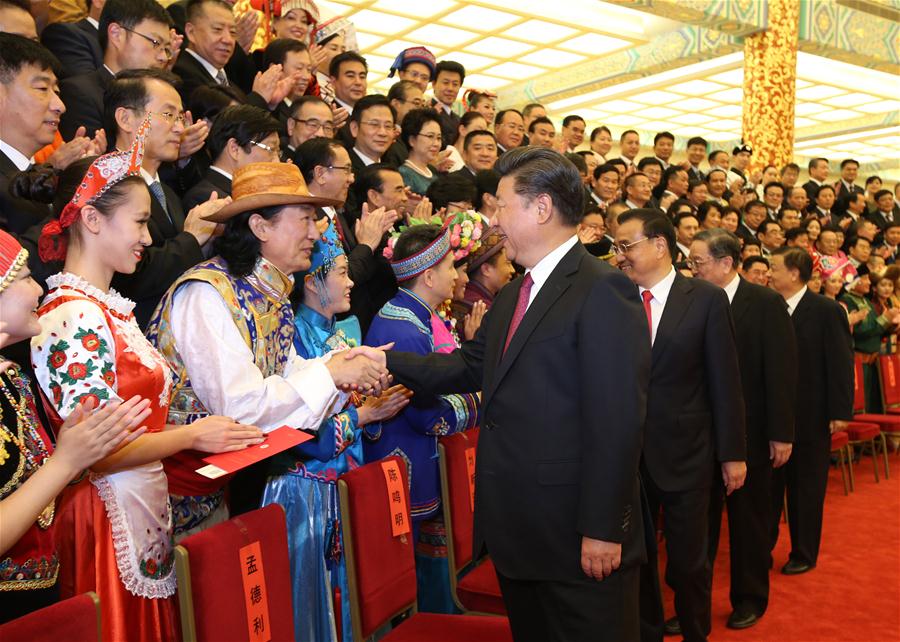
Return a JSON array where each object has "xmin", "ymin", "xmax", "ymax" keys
[{"xmin": 661, "ymin": 455, "xmax": 900, "ymax": 641}]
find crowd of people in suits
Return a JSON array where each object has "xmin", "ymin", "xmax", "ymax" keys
[{"xmin": 0, "ymin": 0, "xmax": 897, "ymax": 641}]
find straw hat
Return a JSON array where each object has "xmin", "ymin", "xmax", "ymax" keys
[{"xmin": 203, "ymin": 162, "xmax": 341, "ymax": 223}]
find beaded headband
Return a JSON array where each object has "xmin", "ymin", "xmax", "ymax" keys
[
  {"xmin": 390, "ymin": 225, "xmax": 452, "ymax": 283},
  {"xmin": 38, "ymin": 117, "xmax": 149, "ymax": 262},
  {"xmin": 0, "ymin": 230, "xmax": 28, "ymax": 295}
]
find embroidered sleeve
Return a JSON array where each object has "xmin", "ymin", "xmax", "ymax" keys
[
  {"xmin": 295, "ymin": 406, "xmax": 361, "ymax": 462},
  {"xmin": 32, "ymin": 299, "xmax": 121, "ymax": 419}
]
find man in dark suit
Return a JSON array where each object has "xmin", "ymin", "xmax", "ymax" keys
[
  {"xmin": 768, "ymin": 247, "xmax": 853, "ymax": 575},
  {"xmin": 449, "ymin": 130, "xmax": 498, "ymax": 185},
  {"xmin": 802, "ymin": 157, "xmax": 830, "ymax": 204},
  {"xmin": 105, "ymin": 69, "xmax": 219, "ymax": 326},
  {"xmin": 296, "ymin": 139, "xmax": 398, "ymax": 332},
  {"xmin": 867, "ymin": 189, "xmax": 897, "ymax": 232},
  {"xmin": 737, "ymin": 199, "xmax": 768, "ymax": 247},
  {"xmin": 430, "ymin": 60, "xmax": 465, "ymax": 148},
  {"xmin": 40, "ymin": 1, "xmax": 103, "ymax": 79},
  {"xmin": 59, "ymin": 0, "xmax": 174, "ymax": 140},
  {"xmin": 614, "ymin": 209, "xmax": 746, "ymax": 642},
  {"xmin": 833, "ymin": 158, "xmax": 864, "ymax": 206},
  {"xmin": 691, "ymin": 229, "xmax": 797, "ymax": 630},
  {"xmin": 385, "ymin": 147, "xmax": 651, "ymax": 641},
  {"xmin": 183, "ymin": 104, "xmax": 280, "ymax": 210}
]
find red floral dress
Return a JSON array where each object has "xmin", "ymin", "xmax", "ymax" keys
[{"xmin": 31, "ymin": 273, "xmax": 177, "ymax": 642}]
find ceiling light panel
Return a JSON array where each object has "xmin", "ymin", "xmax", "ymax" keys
[
  {"xmin": 558, "ymin": 33, "xmax": 632, "ymax": 55},
  {"xmin": 477, "ymin": 0, "xmax": 647, "ymax": 36},
  {"xmin": 519, "ymin": 49, "xmax": 587, "ymax": 68},
  {"xmin": 671, "ymin": 79, "xmax": 727, "ymax": 96},
  {"xmin": 793, "ymin": 117, "xmax": 819, "ymax": 128},
  {"xmin": 708, "ymin": 68, "xmax": 744, "ymax": 86},
  {"xmin": 706, "ymin": 104, "xmax": 742, "ymax": 118},
  {"xmin": 855, "ymin": 100, "xmax": 900, "ymax": 114},
  {"xmin": 350, "ymin": 10, "xmax": 417, "ymax": 34},
  {"xmin": 460, "ymin": 74, "xmax": 509, "ymax": 90},
  {"xmin": 404, "ymin": 24, "xmax": 477, "ymax": 47},
  {"xmin": 810, "ymin": 108, "xmax": 863, "ymax": 122},
  {"xmin": 640, "ymin": 120, "xmax": 679, "ymax": 131},
  {"xmin": 706, "ymin": 118, "xmax": 742, "ymax": 131},
  {"xmin": 674, "ymin": 97, "xmax": 721, "ymax": 111},
  {"xmin": 504, "ymin": 20, "xmax": 578, "ymax": 42},
  {"xmin": 670, "ymin": 113, "xmax": 715, "ymax": 125},
  {"xmin": 709, "ymin": 88, "xmax": 744, "ymax": 103},
  {"xmin": 635, "ymin": 106, "xmax": 681, "ymax": 119},
  {"xmin": 438, "ymin": 51, "xmax": 498, "ymax": 72},
  {"xmin": 488, "ymin": 61, "xmax": 547, "ymax": 80},
  {"xmin": 605, "ymin": 114, "xmax": 646, "ymax": 126},
  {"xmin": 439, "ymin": 5, "xmax": 519, "ymax": 30},
  {"xmin": 822, "ymin": 93, "xmax": 880, "ymax": 108},
  {"xmin": 371, "ymin": 0, "xmax": 457, "ymax": 16},
  {"xmin": 706, "ymin": 131, "xmax": 737, "ymax": 142},
  {"xmin": 629, "ymin": 90, "xmax": 683, "ymax": 105},
  {"xmin": 794, "ymin": 102, "xmax": 831, "ymax": 116},
  {"xmin": 594, "ymin": 99, "xmax": 647, "ymax": 113},
  {"xmin": 796, "ymin": 85, "xmax": 846, "ymax": 100},
  {"xmin": 466, "ymin": 36, "xmax": 535, "ymax": 57}
]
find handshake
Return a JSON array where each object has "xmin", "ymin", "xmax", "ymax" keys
[{"xmin": 325, "ymin": 343, "xmax": 395, "ymax": 397}]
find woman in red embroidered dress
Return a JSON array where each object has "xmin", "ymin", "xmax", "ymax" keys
[
  {"xmin": 25, "ymin": 131, "xmax": 263, "ymax": 641},
  {"xmin": 0, "ymin": 230, "xmax": 150, "ymax": 624}
]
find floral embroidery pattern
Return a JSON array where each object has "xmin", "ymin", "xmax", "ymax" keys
[
  {"xmin": 75, "ymin": 327, "xmax": 109, "ymax": 356},
  {"xmin": 60, "ymin": 359, "xmax": 96, "ymax": 385},
  {"xmin": 47, "ymin": 340, "xmax": 68, "ymax": 372},
  {"xmin": 73, "ymin": 387, "xmax": 111, "ymax": 408}
]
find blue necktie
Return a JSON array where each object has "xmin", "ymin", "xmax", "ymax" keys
[{"xmin": 149, "ymin": 180, "xmax": 172, "ymax": 224}]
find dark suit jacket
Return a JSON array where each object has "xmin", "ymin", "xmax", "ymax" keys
[
  {"xmin": 111, "ymin": 181, "xmax": 202, "ymax": 327},
  {"xmin": 802, "ymin": 180, "xmax": 824, "ymax": 204},
  {"xmin": 0, "ymin": 152, "xmax": 51, "ymax": 236},
  {"xmin": 41, "ymin": 19, "xmax": 102, "ymax": 79},
  {"xmin": 643, "ymin": 273, "xmax": 746, "ymax": 492},
  {"xmin": 381, "ymin": 140, "xmax": 408, "ymax": 169},
  {"xmin": 171, "ymin": 51, "xmax": 267, "ymax": 110},
  {"xmin": 866, "ymin": 209, "xmax": 894, "ymax": 232},
  {"xmin": 736, "ymin": 222, "xmax": 758, "ymax": 246},
  {"xmin": 432, "ymin": 99, "xmax": 460, "ymax": 152},
  {"xmin": 790, "ymin": 289, "xmax": 854, "ymax": 443},
  {"xmin": 182, "ymin": 167, "xmax": 231, "ymax": 211},
  {"xmin": 731, "ymin": 278, "xmax": 797, "ymax": 467},
  {"xmin": 59, "ymin": 66, "xmax": 114, "ymax": 140},
  {"xmin": 387, "ymin": 242, "xmax": 650, "ymax": 581},
  {"xmin": 449, "ymin": 166, "xmax": 476, "ymax": 184}
]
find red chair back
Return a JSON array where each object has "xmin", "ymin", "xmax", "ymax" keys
[
  {"xmin": 439, "ymin": 428, "xmax": 480, "ymax": 573},
  {"xmin": 878, "ymin": 354, "xmax": 900, "ymax": 410},
  {"xmin": 0, "ymin": 592, "xmax": 99, "ymax": 641},
  {"xmin": 338, "ymin": 456, "xmax": 417, "ymax": 641},
  {"xmin": 854, "ymin": 354, "xmax": 867, "ymax": 413},
  {"xmin": 175, "ymin": 504, "xmax": 294, "ymax": 642}
]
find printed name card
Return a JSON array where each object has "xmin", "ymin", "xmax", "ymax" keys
[
  {"xmin": 380, "ymin": 460, "xmax": 410, "ymax": 537},
  {"xmin": 465, "ymin": 447, "xmax": 476, "ymax": 512},
  {"xmin": 239, "ymin": 541, "xmax": 270, "ymax": 642}
]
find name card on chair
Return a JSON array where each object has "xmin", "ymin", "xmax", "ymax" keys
[
  {"xmin": 381, "ymin": 460, "xmax": 411, "ymax": 538},
  {"xmin": 239, "ymin": 540, "xmax": 271, "ymax": 642},
  {"xmin": 465, "ymin": 447, "xmax": 476, "ymax": 512}
]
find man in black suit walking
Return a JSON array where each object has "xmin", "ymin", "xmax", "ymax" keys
[
  {"xmin": 690, "ymin": 229, "xmax": 797, "ymax": 630},
  {"xmin": 768, "ymin": 247, "xmax": 853, "ymax": 575},
  {"xmin": 40, "ymin": 0, "xmax": 103, "ymax": 78},
  {"xmin": 385, "ymin": 147, "xmax": 651, "ymax": 641},
  {"xmin": 614, "ymin": 209, "xmax": 746, "ymax": 642}
]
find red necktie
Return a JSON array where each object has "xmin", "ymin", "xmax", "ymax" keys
[
  {"xmin": 641, "ymin": 290, "xmax": 653, "ymax": 338},
  {"xmin": 502, "ymin": 273, "xmax": 534, "ymax": 357}
]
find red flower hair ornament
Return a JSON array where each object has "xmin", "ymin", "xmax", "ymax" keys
[{"xmin": 38, "ymin": 117, "xmax": 150, "ymax": 262}]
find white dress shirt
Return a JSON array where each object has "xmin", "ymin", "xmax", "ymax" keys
[
  {"xmin": 334, "ymin": 97, "xmax": 354, "ymax": 115},
  {"xmin": 353, "ymin": 147, "xmax": 378, "ymax": 166},
  {"xmin": 0, "ymin": 139, "xmax": 34, "ymax": 170},
  {"xmin": 210, "ymin": 166, "xmax": 233, "ymax": 181},
  {"xmin": 638, "ymin": 266, "xmax": 677, "ymax": 345},
  {"xmin": 723, "ymin": 273, "xmax": 740, "ymax": 304},
  {"xmin": 784, "ymin": 285, "xmax": 807, "ymax": 316},
  {"xmin": 676, "ymin": 241, "xmax": 690, "ymax": 259},
  {"xmin": 170, "ymin": 280, "xmax": 347, "ymax": 432},
  {"xmin": 525, "ymin": 235, "xmax": 579, "ymax": 309},
  {"xmin": 185, "ymin": 48, "xmax": 224, "ymax": 81}
]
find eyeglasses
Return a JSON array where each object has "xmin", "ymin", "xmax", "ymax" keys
[
  {"xmin": 149, "ymin": 110, "xmax": 186, "ymax": 126},
  {"xmin": 611, "ymin": 237, "xmax": 651, "ymax": 255},
  {"xmin": 290, "ymin": 117, "xmax": 334, "ymax": 135},
  {"xmin": 686, "ymin": 255, "xmax": 714, "ymax": 269},
  {"xmin": 249, "ymin": 140, "xmax": 280, "ymax": 156},
  {"xmin": 403, "ymin": 98, "xmax": 427, "ymax": 108},
  {"xmin": 359, "ymin": 120, "xmax": 395, "ymax": 131},
  {"xmin": 402, "ymin": 70, "xmax": 431, "ymax": 83},
  {"xmin": 415, "ymin": 132, "xmax": 442, "ymax": 143},
  {"xmin": 121, "ymin": 26, "xmax": 173, "ymax": 59},
  {"xmin": 499, "ymin": 123, "xmax": 525, "ymax": 133},
  {"xmin": 325, "ymin": 165, "xmax": 353, "ymax": 175}
]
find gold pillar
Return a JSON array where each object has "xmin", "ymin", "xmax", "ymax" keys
[{"xmin": 742, "ymin": 0, "xmax": 801, "ymax": 170}]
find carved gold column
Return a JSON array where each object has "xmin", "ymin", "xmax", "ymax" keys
[{"xmin": 742, "ymin": 0, "xmax": 800, "ymax": 170}]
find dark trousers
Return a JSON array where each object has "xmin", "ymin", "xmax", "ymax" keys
[
  {"xmin": 770, "ymin": 437, "xmax": 831, "ymax": 566},
  {"xmin": 708, "ymin": 463, "xmax": 773, "ymax": 616},
  {"xmin": 496, "ymin": 566, "xmax": 640, "ymax": 642},
  {"xmin": 639, "ymin": 471, "xmax": 712, "ymax": 642}
]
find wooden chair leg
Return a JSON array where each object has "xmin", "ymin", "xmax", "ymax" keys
[
  {"xmin": 870, "ymin": 439, "xmax": 880, "ymax": 482},
  {"xmin": 837, "ymin": 447, "xmax": 849, "ymax": 495},
  {"xmin": 878, "ymin": 434, "xmax": 890, "ymax": 479},
  {"xmin": 846, "ymin": 445, "xmax": 855, "ymax": 492}
]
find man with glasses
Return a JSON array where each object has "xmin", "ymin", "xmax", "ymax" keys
[
  {"xmin": 60, "ymin": 0, "xmax": 175, "ymax": 140},
  {"xmin": 387, "ymin": 46, "xmax": 435, "ymax": 93},
  {"xmin": 383, "ymin": 80, "xmax": 425, "ymax": 167},
  {"xmin": 296, "ymin": 138, "xmax": 399, "ymax": 331},
  {"xmin": 105, "ymin": 69, "xmax": 224, "ymax": 326},
  {"xmin": 346, "ymin": 94, "xmax": 396, "ymax": 179},
  {"xmin": 613, "ymin": 209, "xmax": 746, "ymax": 642},
  {"xmin": 493, "ymin": 108, "xmax": 525, "ymax": 156},
  {"xmin": 689, "ymin": 228, "xmax": 796, "ymax": 632},
  {"xmin": 184, "ymin": 104, "xmax": 281, "ymax": 210},
  {"xmin": 284, "ymin": 95, "xmax": 334, "ymax": 159}
]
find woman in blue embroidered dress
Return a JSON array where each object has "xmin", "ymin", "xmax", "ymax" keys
[{"xmin": 262, "ymin": 223, "xmax": 411, "ymax": 642}]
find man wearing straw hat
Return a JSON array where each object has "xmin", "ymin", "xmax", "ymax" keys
[{"xmin": 147, "ymin": 161, "xmax": 392, "ymax": 538}]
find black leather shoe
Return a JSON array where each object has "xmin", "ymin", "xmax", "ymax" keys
[
  {"xmin": 726, "ymin": 609, "xmax": 760, "ymax": 629},
  {"xmin": 663, "ymin": 617, "xmax": 681, "ymax": 636},
  {"xmin": 781, "ymin": 559, "xmax": 813, "ymax": 575}
]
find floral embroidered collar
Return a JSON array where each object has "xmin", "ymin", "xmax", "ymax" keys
[
  {"xmin": 248, "ymin": 257, "xmax": 294, "ymax": 303},
  {"xmin": 46, "ymin": 272, "xmax": 135, "ymax": 316}
]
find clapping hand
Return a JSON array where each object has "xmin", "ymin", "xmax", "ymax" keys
[
  {"xmin": 463, "ymin": 300, "xmax": 487, "ymax": 341},
  {"xmin": 357, "ymin": 385, "xmax": 413, "ymax": 425},
  {"xmin": 48, "ymin": 126, "xmax": 108, "ymax": 170},
  {"xmin": 178, "ymin": 111, "xmax": 209, "ymax": 160}
]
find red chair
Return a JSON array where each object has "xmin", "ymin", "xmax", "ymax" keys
[
  {"xmin": 830, "ymin": 430, "xmax": 853, "ymax": 495},
  {"xmin": 877, "ymin": 354, "xmax": 900, "ymax": 449},
  {"xmin": 338, "ymin": 456, "xmax": 512, "ymax": 642},
  {"xmin": 848, "ymin": 355, "xmax": 892, "ymax": 480},
  {"xmin": 175, "ymin": 504, "xmax": 295, "ymax": 642},
  {"xmin": 438, "ymin": 429, "xmax": 505, "ymax": 615},
  {"xmin": 0, "ymin": 591, "xmax": 100, "ymax": 641}
]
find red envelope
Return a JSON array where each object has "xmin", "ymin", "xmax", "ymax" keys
[{"xmin": 195, "ymin": 426, "xmax": 314, "ymax": 479}]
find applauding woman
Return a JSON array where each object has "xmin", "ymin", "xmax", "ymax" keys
[
  {"xmin": 0, "ymin": 230, "xmax": 150, "ymax": 624},
  {"xmin": 25, "ymin": 127, "xmax": 262, "ymax": 642}
]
